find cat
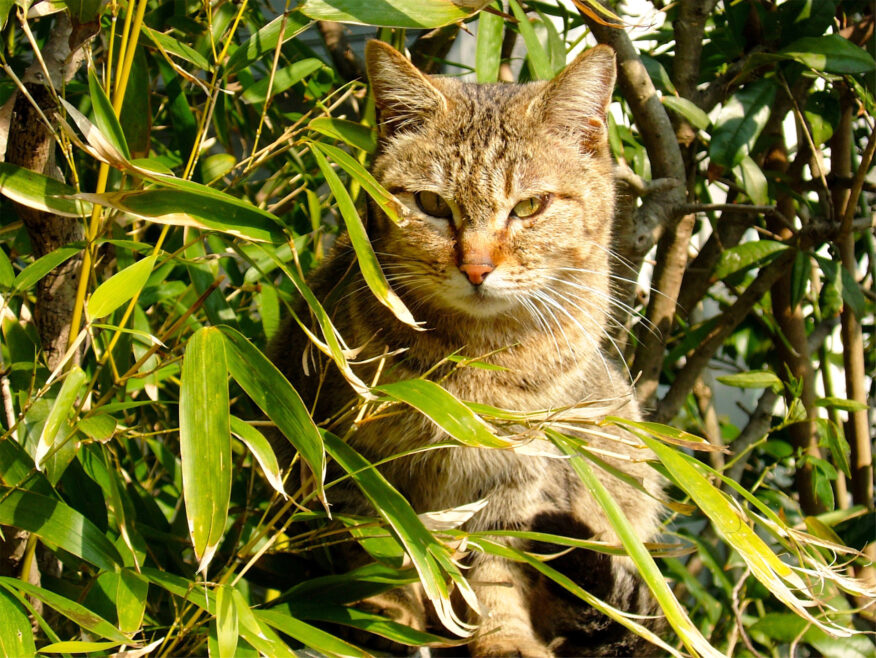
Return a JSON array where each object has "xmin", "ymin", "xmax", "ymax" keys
[{"xmin": 268, "ymin": 40, "xmax": 664, "ymax": 657}]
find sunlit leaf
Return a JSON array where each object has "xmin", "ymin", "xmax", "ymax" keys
[
  {"xmin": 230, "ymin": 416, "xmax": 286, "ymax": 497},
  {"xmin": 509, "ymin": 0, "xmax": 553, "ymax": 80},
  {"xmin": 0, "ymin": 163, "xmax": 91, "ymax": 218},
  {"xmin": 241, "ymin": 58, "xmax": 324, "ymax": 104},
  {"xmin": 710, "ymin": 80, "xmax": 776, "ymax": 168},
  {"xmin": 35, "ymin": 366, "xmax": 86, "ymax": 470},
  {"xmin": 87, "ymin": 66, "xmax": 131, "ymax": 160},
  {"xmin": 475, "ymin": 3, "xmax": 504, "ymax": 83},
  {"xmin": 87, "ymin": 254, "xmax": 157, "ymax": 320},
  {"xmin": 180, "ymin": 327, "xmax": 231, "ymax": 572},
  {"xmin": 713, "ymin": 239, "xmax": 789, "ymax": 281},
  {"xmin": 225, "ymin": 12, "xmax": 312, "ymax": 74},
  {"xmin": 216, "ymin": 585, "xmax": 238, "ymax": 658},
  {"xmin": 779, "ymin": 34, "xmax": 876, "ymax": 74},
  {"xmin": 0, "ymin": 587, "xmax": 36, "ymax": 657},
  {"xmin": 309, "ymin": 117, "xmax": 377, "ymax": 153},
  {"xmin": 299, "ymin": 0, "xmax": 490, "ymax": 28}
]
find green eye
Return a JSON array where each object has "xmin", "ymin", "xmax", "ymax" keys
[
  {"xmin": 414, "ymin": 191, "xmax": 453, "ymax": 218},
  {"xmin": 512, "ymin": 195, "xmax": 550, "ymax": 219}
]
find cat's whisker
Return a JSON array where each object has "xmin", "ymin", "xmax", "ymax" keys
[{"xmin": 518, "ymin": 293, "xmax": 563, "ymax": 364}]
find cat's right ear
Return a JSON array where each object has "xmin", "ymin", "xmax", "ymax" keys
[{"xmin": 365, "ymin": 40, "xmax": 448, "ymax": 137}]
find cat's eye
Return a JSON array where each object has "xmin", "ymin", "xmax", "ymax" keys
[
  {"xmin": 414, "ymin": 191, "xmax": 453, "ymax": 218},
  {"xmin": 512, "ymin": 195, "xmax": 550, "ymax": 219}
]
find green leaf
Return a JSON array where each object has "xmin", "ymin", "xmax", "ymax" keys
[
  {"xmin": 142, "ymin": 25, "xmax": 211, "ymax": 70},
  {"xmin": 298, "ymin": 0, "xmax": 488, "ymax": 28},
  {"xmin": 216, "ymin": 584, "xmax": 238, "ymax": 658},
  {"xmin": 13, "ymin": 246, "xmax": 82, "ymax": 292},
  {"xmin": 87, "ymin": 254, "xmax": 157, "ymax": 320},
  {"xmin": 710, "ymin": 79, "xmax": 776, "ymax": 168},
  {"xmin": 322, "ymin": 432, "xmax": 475, "ymax": 637},
  {"xmin": 220, "ymin": 326, "xmax": 325, "ymax": 500},
  {"xmin": 38, "ymin": 640, "xmax": 125, "ymax": 654},
  {"xmin": 713, "ymin": 239, "xmax": 789, "ymax": 281},
  {"xmin": 661, "ymin": 96, "xmax": 710, "ymax": 131},
  {"xmin": 509, "ymin": 0, "xmax": 553, "ymax": 80},
  {"xmin": 0, "ymin": 163, "xmax": 92, "ymax": 218},
  {"xmin": 202, "ymin": 153, "xmax": 237, "ymax": 182},
  {"xmin": 114, "ymin": 569, "xmax": 148, "ymax": 633},
  {"xmin": 79, "ymin": 186, "xmax": 284, "ymax": 243},
  {"xmin": 476, "ymin": 4, "xmax": 504, "ymax": 83},
  {"xmin": 77, "ymin": 413, "xmax": 118, "ymax": 441},
  {"xmin": 311, "ymin": 144, "xmax": 421, "ymax": 330},
  {"xmin": 257, "ymin": 609, "xmax": 369, "ymax": 658},
  {"xmin": 180, "ymin": 326, "xmax": 231, "ymax": 572},
  {"xmin": 87, "ymin": 67, "xmax": 131, "ymax": 160},
  {"xmin": 0, "ymin": 248, "xmax": 14, "ymax": 288},
  {"xmin": 0, "ymin": 587, "xmax": 36, "ymax": 657},
  {"xmin": 716, "ymin": 370, "xmax": 783, "ymax": 390},
  {"xmin": 815, "ymin": 397, "xmax": 868, "ymax": 412},
  {"xmin": 241, "ymin": 58, "xmax": 324, "ymax": 105},
  {"xmin": 35, "ymin": 366, "xmax": 86, "ymax": 470},
  {"xmin": 0, "ymin": 578, "xmax": 131, "ymax": 643},
  {"xmin": 790, "ymin": 250, "xmax": 810, "ymax": 308},
  {"xmin": 309, "ymin": 117, "xmax": 377, "ymax": 154},
  {"xmin": 735, "ymin": 154, "xmax": 769, "ymax": 205},
  {"xmin": 803, "ymin": 91, "xmax": 840, "ymax": 146},
  {"xmin": 230, "ymin": 416, "xmax": 286, "ymax": 497},
  {"xmin": 840, "ymin": 264, "xmax": 867, "ymax": 318},
  {"xmin": 779, "ymin": 34, "xmax": 876, "ymax": 74},
  {"xmin": 375, "ymin": 379, "xmax": 510, "ymax": 448},
  {"xmin": 225, "ymin": 12, "xmax": 312, "ymax": 74},
  {"xmin": 310, "ymin": 141, "xmax": 401, "ymax": 223}
]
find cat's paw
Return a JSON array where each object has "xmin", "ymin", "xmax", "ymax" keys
[{"xmin": 470, "ymin": 635, "xmax": 553, "ymax": 658}]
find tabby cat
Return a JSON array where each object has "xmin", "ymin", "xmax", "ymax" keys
[{"xmin": 269, "ymin": 40, "xmax": 664, "ymax": 657}]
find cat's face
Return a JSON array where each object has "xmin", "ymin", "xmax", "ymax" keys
[{"xmin": 365, "ymin": 42, "xmax": 617, "ymax": 326}]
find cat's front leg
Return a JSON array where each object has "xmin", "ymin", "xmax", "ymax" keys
[{"xmin": 466, "ymin": 553, "xmax": 552, "ymax": 658}]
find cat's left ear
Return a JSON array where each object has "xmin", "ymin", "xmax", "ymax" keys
[{"xmin": 537, "ymin": 44, "xmax": 616, "ymax": 152}]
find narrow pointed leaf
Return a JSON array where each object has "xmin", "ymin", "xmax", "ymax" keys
[
  {"xmin": 180, "ymin": 327, "xmax": 231, "ymax": 572},
  {"xmin": 0, "ymin": 587, "xmax": 36, "ymax": 657},
  {"xmin": 241, "ymin": 58, "xmax": 324, "ymax": 104},
  {"xmin": 0, "ymin": 578, "xmax": 131, "ymax": 643},
  {"xmin": 376, "ymin": 379, "xmax": 510, "ymax": 448},
  {"xmin": 476, "ymin": 4, "xmax": 504, "ymax": 83},
  {"xmin": 220, "ymin": 326, "xmax": 325, "ymax": 500},
  {"xmin": 509, "ymin": 0, "xmax": 553, "ymax": 80},
  {"xmin": 299, "ymin": 0, "xmax": 489, "ymax": 28},
  {"xmin": 13, "ymin": 246, "xmax": 82, "ymax": 292},
  {"xmin": 257, "ymin": 609, "xmax": 368, "ymax": 658},
  {"xmin": 309, "ymin": 117, "xmax": 377, "ymax": 153},
  {"xmin": 216, "ymin": 584, "xmax": 238, "ymax": 658},
  {"xmin": 0, "ymin": 162, "xmax": 92, "ymax": 217},
  {"xmin": 225, "ymin": 12, "xmax": 312, "ymax": 74},
  {"xmin": 311, "ymin": 145, "xmax": 421, "ymax": 330},
  {"xmin": 230, "ymin": 416, "xmax": 286, "ymax": 496},
  {"xmin": 36, "ymin": 366, "xmax": 86, "ymax": 469},
  {"xmin": 551, "ymin": 434, "xmax": 724, "ymax": 658},
  {"xmin": 142, "ymin": 25, "xmax": 211, "ymax": 70},
  {"xmin": 87, "ymin": 254, "xmax": 156, "ymax": 320},
  {"xmin": 87, "ymin": 67, "xmax": 131, "ymax": 160}
]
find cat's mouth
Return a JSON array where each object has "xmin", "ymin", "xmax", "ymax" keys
[{"xmin": 435, "ymin": 270, "xmax": 519, "ymax": 318}]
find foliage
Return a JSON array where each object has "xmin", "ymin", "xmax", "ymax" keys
[{"xmin": 0, "ymin": 0, "xmax": 874, "ymax": 656}]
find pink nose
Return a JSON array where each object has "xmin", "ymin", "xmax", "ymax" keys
[{"xmin": 459, "ymin": 263, "xmax": 494, "ymax": 285}]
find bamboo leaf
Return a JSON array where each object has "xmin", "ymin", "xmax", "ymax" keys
[
  {"xmin": 0, "ymin": 578, "xmax": 132, "ymax": 644},
  {"xmin": 0, "ymin": 163, "xmax": 91, "ymax": 217},
  {"xmin": 509, "ymin": 0, "xmax": 553, "ymax": 80},
  {"xmin": 551, "ymin": 434, "xmax": 723, "ymax": 658},
  {"xmin": 114, "ymin": 569, "xmax": 148, "ymax": 633},
  {"xmin": 311, "ymin": 144, "xmax": 421, "ymax": 330},
  {"xmin": 310, "ymin": 141, "xmax": 402, "ymax": 224},
  {"xmin": 216, "ymin": 584, "xmax": 238, "ymax": 658},
  {"xmin": 299, "ymin": 0, "xmax": 489, "ymax": 28},
  {"xmin": 35, "ymin": 366, "xmax": 86, "ymax": 470},
  {"xmin": 87, "ymin": 66, "xmax": 131, "ymax": 160},
  {"xmin": 230, "ymin": 416, "xmax": 286, "ymax": 497},
  {"xmin": 87, "ymin": 254, "xmax": 157, "ymax": 320},
  {"xmin": 78, "ymin": 188, "xmax": 284, "ymax": 243},
  {"xmin": 309, "ymin": 117, "xmax": 377, "ymax": 153},
  {"xmin": 322, "ymin": 432, "xmax": 476, "ymax": 637},
  {"xmin": 225, "ymin": 12, "xmax": 312, "ymax": 74},
  {"xmin": 0, "ymin": 587, "xmax": 36, "ymax": 657},
  {"xmin": 180, "ymin": 326, "xmax": 231, "ymax": 572},
  {"xmin": 241, "ymin": 58, "xmax": 324, "ymax": 104},
  {"xmin": 476, "ymin": 3, "xmax": 504, "ymax": 83},
  {"xmin": 13, "ymin": 246, "xmax": 82, "ymax": 292},
  {"xmin": 257, "ymin": 609, "xmax": 369, "ymax": 658},
  {"xmin": 220, "ymin": 326, "xmax": 325, "ymax": 501},
  {"xmin": 376, "ymin": 379, "xmax": 510, "ymax": 448},
  {"xmin": 142, "ymin": 25, "xmax": 211, "ymax": 70},
  {"xmin": 38, "ymin": 640, "xmax": 125, "ymax": 653}
]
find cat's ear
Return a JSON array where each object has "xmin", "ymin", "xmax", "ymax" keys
[
  {"xmin": 365, "ymin": 40, "xmax": 448, "ymax": 137},
  {"xmin": 537, "ymin": 44, "xmax": 616, "ymax": 152}
]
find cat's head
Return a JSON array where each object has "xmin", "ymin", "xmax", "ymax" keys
[{"xmin": 365, "ymin": 40, "xmax": 617, "ymax": 329}]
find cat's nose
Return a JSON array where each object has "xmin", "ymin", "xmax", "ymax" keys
[{"xmin": 459, "ymin": 262, "xmax": 494, "ymax": 285}]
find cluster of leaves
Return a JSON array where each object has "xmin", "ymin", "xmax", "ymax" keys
[{"xmin": 0, "ymin": 0, "xmax": 873, "ymax": 656}]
